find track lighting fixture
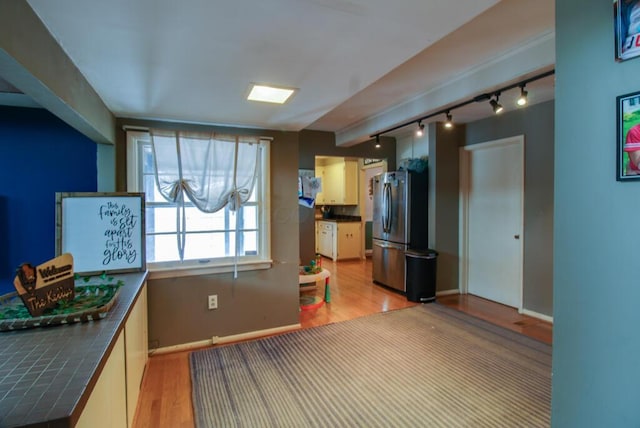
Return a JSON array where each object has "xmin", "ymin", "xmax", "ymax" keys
[
  {"xmin": 375, "ymin": 135, "xmax": 381, "ymax": 148},
  {"xmin": 516, "ymin": 84, "xmax": 528, "ymax": 106},
  {"xmin": 490, "ymin": 93, "xmax": 504, "ymax": 114},
  {"xmin": 367, "ymin": 69, "xmax": 554, "ymax": 140},
  {"xmin": 444, "ymin": 111, "xmax": 453, "ymax": 129}
]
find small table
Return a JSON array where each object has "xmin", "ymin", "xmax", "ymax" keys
[{"xmin": 298, "ymin": 268, "xmax": 331, "ymax": 309}]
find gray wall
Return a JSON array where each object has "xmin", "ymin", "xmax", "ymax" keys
[
  {"xmin": 97, "ymin": 143, "xmax": 115, "ymax": 192},
  {"xmin": 554, "ymin": 1, "xmax": 640, "ymax": 425},
  {"xmin": 115, "ymin": 119, "xmax": 300, "ymax": 348},
  {"xmin": 428, "ymin": 122, "xmax": 465, "ymax": 293},
  {"xmin": 298, "ymin": 130, "xmax": 396, "ymax": 264},
  {"xmin": 465, "ymin": 100, "xmax": 555, "ymax": 316}
]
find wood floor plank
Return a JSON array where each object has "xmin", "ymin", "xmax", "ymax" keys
[
  {"xmin": 437, "ymin": 293, "xmax": 553, "ymax": 345},
  {"xmin": 132, "ymin": 256, "xmax": 552, "ymax": 427}
]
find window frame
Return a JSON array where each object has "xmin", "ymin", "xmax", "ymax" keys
[{"xmin": 126, "ymin": 130, "xmax": 272, "ymax": 279}]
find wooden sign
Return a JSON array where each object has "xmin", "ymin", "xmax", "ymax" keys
[
  {"xmin": 13, "ymin": 253, "xmax": 75, "ymax": 317},
  {"xmin": 56, "ymin": 192, "xmax": 145, "ymax": 275}
]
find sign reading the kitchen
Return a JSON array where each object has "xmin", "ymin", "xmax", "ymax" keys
[
  {"xmin": 13, "ymin": 253, "xmax": 75, "ymax": 317},
  {"xmin": 56, "ymin": 192, "xmax": 146, "ymax": 275},
  {"xmin": 363, "ymin": 158, "xmax": 383, "ymax": 166}
]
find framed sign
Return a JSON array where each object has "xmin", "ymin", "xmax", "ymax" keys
[
  {"xmin": 615, "ymin": 0, "xmax": 640, "ymax": 61},
  {"xmin": 617, "ymin": 90, "xmax": 640, "ymax": 180},
  {"xmin": 363, "ymin": 158, "xmax": 383, "ymax": 166},
  {"xmin": 56, "ymin": 192, "xmax": 146, "ymax": 274}
]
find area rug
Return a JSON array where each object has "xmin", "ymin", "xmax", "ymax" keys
[{"xmin": 189, "ymin": 304, "xmax": 551, "ymax": 427}]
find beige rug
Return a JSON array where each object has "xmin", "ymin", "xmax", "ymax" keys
[{"xmin": 190, "ymin": 304, "xmax": 551, "ymax": 427}]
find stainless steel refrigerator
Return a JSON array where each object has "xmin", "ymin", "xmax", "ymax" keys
[{"xmin": 372, "ymin": 170, "xmax": 428, "ymax": 292}]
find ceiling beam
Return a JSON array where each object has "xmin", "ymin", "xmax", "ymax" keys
[
  {"xmin": 0, "ymin": 2, "xmax": 115, "ymax": 145},
  {"xmin": 335, "ymin": 32, "xmax": 555, "ymax": 147}
]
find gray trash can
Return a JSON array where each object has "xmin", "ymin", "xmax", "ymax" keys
[{"xmin": 405, "ymin": 249, "xmax": 438, "ymax": 303}]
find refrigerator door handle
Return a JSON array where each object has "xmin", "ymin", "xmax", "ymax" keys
[
  {"xmin": 381, "ymin": 182, "xmax": 387, "ymax": 233},
  {"xmin": 383, "ymin": 182, "xmax": 392, "ymax": 233}
]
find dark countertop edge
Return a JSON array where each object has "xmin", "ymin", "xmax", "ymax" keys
[
  {"xmin": 316, "ymin": 218, "xmax": 362, "ymax": 223},
  {"xmin": 1, "ymin": 270, "xmax": 148, "ymax": 428}
]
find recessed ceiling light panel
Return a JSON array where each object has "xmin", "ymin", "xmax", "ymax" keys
[{"xmin": 247, "ymin": 84, "xmax": 296, "ymax": 104}]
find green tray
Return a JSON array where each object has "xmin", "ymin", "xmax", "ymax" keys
[{"xmin": 0, "ymin": 281, "xmax": 123, "ymax": 331}]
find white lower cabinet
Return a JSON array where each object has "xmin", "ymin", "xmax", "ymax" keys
[
  {"xmin": 336, "ymin": 222, "xmax": 361, "ymax": 260},
  {"xmin": 316, "ymin": 221, "xmax": 362, "ymax": 261},
  {"xmin": 76, "ymin": 333, "xmax": 127, "ymax": 428},
  {"xmin": 77, "ymin": 283, "xmax": 148, "ymax": 428},
  {"xmin": 125, "ymin": 285, "xmax": 148, "ymax": 427},
  {"xmin": 317, "ymin": 221, "xmax": 335, "ymax": 259}
]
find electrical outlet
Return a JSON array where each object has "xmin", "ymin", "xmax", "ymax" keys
[{"xmin": 208, "ymin": 294, "xmax": 218, "ymax": 310}]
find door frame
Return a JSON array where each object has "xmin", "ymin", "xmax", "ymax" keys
[{"xmin": 458, "ymin": 135, "xmax": 525, "ymax": 310}]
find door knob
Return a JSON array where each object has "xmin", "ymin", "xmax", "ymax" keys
[{"xmin": 514, "ymin": 234, "xmax": 520, "ymax": 239}]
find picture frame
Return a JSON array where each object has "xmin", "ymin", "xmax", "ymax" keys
[
  {"xmin": 616, "ymin": 90, "xmax": 640, "ymax": 180},
  {"xmin": 363, "ymin": 158, "xmax": 383, "ymax": 166},
  {"xmin": 615, "ymin": 0, "xmax": 640, "ymax": 62},
  {"xmin": 55, "ymin": 192, "xmax": 146, "ymax": 274}
]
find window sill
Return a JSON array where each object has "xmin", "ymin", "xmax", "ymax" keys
[{"xmin": 147, "ymin": 260, "xmax": 273, "ymax": 280}]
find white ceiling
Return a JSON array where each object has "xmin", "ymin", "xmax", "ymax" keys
[{"xmin": 5, "ymin": 0, "xmax": 555, "ymax": 146}]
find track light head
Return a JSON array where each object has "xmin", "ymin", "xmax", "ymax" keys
[
  {"xmin": 516, "ymin": 85, "xmax": 528, "ymax": 106},
  {"xmin": 375, "ymin": 135, "xmax": 381, "ymax": 148},
  {"xmin": 415, "ymin": 121, "xmax": 425, "ymax": 137},
  {"xmin": 444, "ymin": 111, "xmax": 453, "ymax": 129},
  {"xmin": 490, "ymin": 93, "xmax": 504, "ymax": 114}
]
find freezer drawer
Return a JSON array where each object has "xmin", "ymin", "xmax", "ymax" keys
[{"xmin": 372, "ymin": 239, "xmax": 406, "ymax": 292}]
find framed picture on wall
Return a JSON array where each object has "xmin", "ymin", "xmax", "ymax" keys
[
  {"xmin": 616, "ymin": 90, "xmax": 640, "ymax": 180},
  {"xmin": 615, "ymin": 0, "xmax": 640, "ymax": 61},
  {"xmin": 363, "ymin": 158, "xmax": 383, "ymax": 166},
  {"xmin": 55, "ymin": 192, "xmax": 146, "ymax": 274}
]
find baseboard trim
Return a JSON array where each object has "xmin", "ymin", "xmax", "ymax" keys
[
  {"xmin": 519, "ymin": 308, "xmax": 553, "ymax": 324},
  {"xmin": 436, "ymin": 289, "xmax": 460, "ymax": 297},
  {"xmin": 150, "ymin": 323, "xmax": 302, "ymax": 355}
]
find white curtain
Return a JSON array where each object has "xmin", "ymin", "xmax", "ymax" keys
[{"xmin": 150, "ymin": 130, "xmax": 261, "ymax": 276}]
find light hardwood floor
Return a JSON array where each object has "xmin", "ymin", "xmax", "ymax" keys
[{"xmin": 133, "ymin": 257, "xmax": 552, "ymax": 428}]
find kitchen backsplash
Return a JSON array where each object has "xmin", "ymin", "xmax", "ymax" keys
[{"xmin": 315, "ymin": 204, "xmax": 360, "ymax": 219}]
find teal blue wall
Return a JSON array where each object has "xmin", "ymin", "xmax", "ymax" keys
[{"xmin": 553, "ymin": 1, "xmax": 640, "ymax": 425}]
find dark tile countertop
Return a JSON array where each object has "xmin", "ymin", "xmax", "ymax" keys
[
  {"xmin": 0, "ymin": 271, "xmax": 148, "ymax": 428},
  {"xmin": 316, "ymin": 215, "xmax": 362, "ymax": 223}
]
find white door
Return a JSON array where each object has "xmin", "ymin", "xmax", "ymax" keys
[{"xmin": 460, "ymin": 136, "xmax": 524, "ymax": 308}]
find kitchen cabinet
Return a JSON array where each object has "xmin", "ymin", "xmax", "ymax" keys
[
  {"xmin": 0, "ymin": 272, "xmax": 148, "ymax": 428},
  {"xmin": 77, "ymin": 282, "xmax": 148, "ymax": 428},
  {"xmin": 315, "ymin": 159, "xmax": 358, "ymax": 205},
  {"xmin": 76, "ymin": 332, "xmax": 127, "ymax": 428},
  {"xmin": 316, "ymin": 221, "xmax": 362, "ymax": 261},
  {"xmin": 336, "ymin": 222, "xmax": 361, "ymax": 260},
  {"xmin": 317, "ymin": 221, "xmax": 334, "ymax": 259},
  {"xmin": 125, "ymin": 284, "xmax": 148, "ymax": 427}
]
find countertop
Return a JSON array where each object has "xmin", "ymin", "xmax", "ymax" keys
[
  {"xmin": 316, "ymin": 216, "xmax": 362, "ymax": 223},
  {"xmin": 0, "ymin": 271, "xmax": 148, "ymax": 428}
]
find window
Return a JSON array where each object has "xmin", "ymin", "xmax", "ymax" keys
[{"xmin": 126, "ymin": 131, "xmax": 271, "ymax": 277}]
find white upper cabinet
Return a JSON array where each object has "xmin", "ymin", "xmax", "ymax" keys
[{"xmin": 315, "ymin": 158, "xmax": 358, "ymax": 205}]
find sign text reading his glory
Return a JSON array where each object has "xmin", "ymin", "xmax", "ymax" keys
[{"xmin": 100, "ymin": 201, "xmax": 138, "ymax": 266}]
